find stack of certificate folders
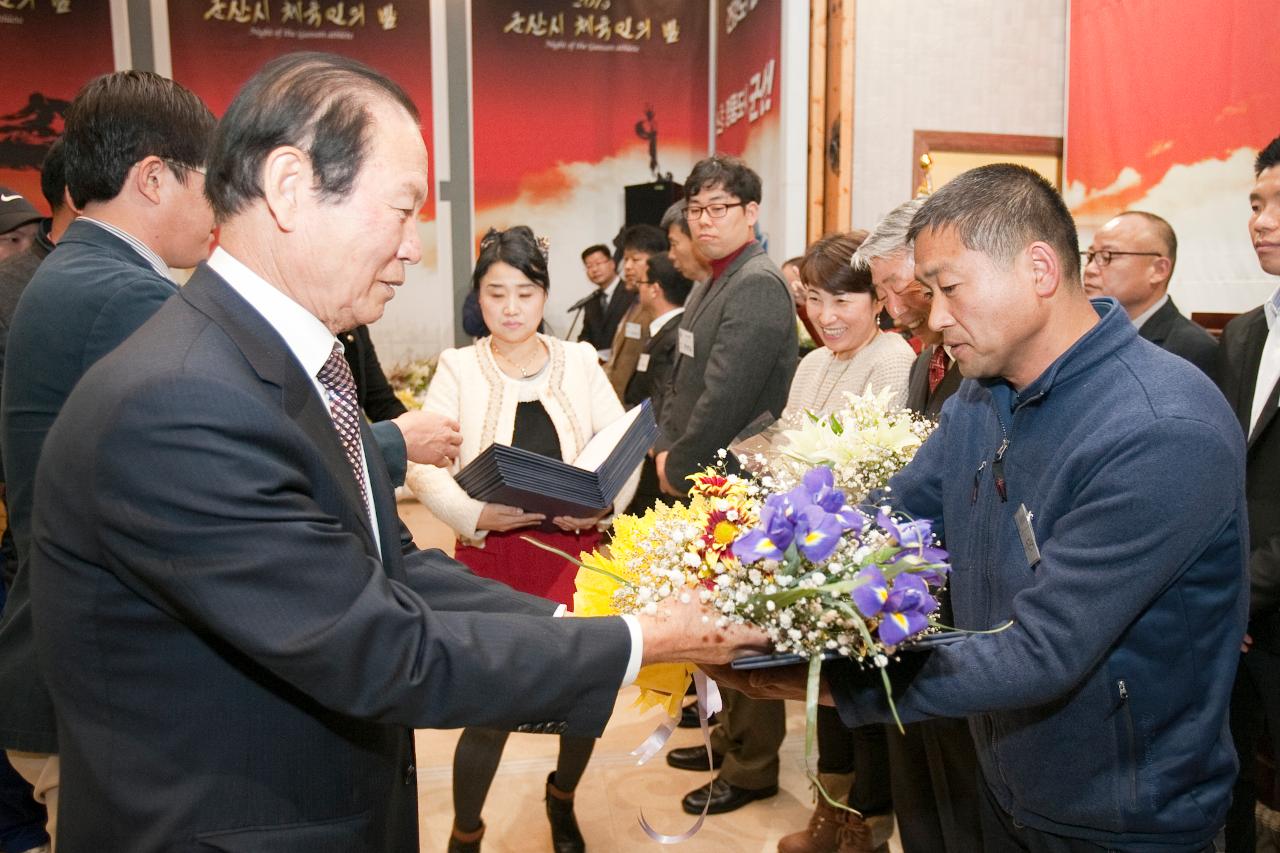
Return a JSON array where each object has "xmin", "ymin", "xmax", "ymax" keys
[{"xmin": 455, "ymin": 399, "xmax": 658, "ymax": 525}]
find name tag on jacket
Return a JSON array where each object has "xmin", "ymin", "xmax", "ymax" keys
[
  {"xmin": 679, "ymin": 328, "xmax": 695, "ymax": 358},
  {"xmin": 624, "ymin": 322, "xmax": 642, "ymax": 340},
  {"xmin": 636, "ymin": 353, "xmax": 650, "ymax": 372}
]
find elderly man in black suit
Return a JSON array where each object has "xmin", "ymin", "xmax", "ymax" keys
[
  {"xmin": 1083, "ymin": 210, "xmax": 1216, "ymax": 374},
  {"xmin": 1219, "ymin": 135, "xmax": 1280, "ymax": 853},
  {"xmin": 27, "ymin": 53, "xmax": 764, "ymax": 853}
]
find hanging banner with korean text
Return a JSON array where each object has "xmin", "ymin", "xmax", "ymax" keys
[
  {"xmin": 1065, "ymin": 0, "xmax": 1280, "ymax": 313},
  {"xmin": 713, "ymin": 0, "xmax": 780, "ymax": 256},
  {"xmin": 0, "ymin": 0, "xmax": 119, "ymax": 214},
  {"xmin": 471, "ymin": 1, "xmax": 710, "ymax": 334},
  {"xmin": 166, "ymin": 0, "xmax": 440, "ymax": 360}
]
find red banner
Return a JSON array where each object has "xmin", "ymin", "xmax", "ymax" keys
[
  {"xmin": 1065, "ymin": 0, "xmax": 1280, "ymax": 310},
  {"xmin": 471, "ymin": 0, "xmax": 709, "ymax": 330},
  {"xmin": 167, "ymin": 0, "xmax": 436, "ymax": 225},
  {"xmin": 0, "ymin": 1, "xmax": 118, "ymax": 213},
  {"xmin": 713, "ymin": 0, "xmax": 780, "ymax": 251}
]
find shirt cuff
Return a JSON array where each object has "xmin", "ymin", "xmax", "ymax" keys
[{"xmin": 619, "ymin": 614, "xmax": 644, "ymax": 686}]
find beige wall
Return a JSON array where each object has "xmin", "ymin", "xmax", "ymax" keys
[{"xmin": 850, "ymin": 0, "xmax": 1068, "ymax": 231}]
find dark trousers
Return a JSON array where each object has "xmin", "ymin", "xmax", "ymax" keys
[
  {"xmin": 980, "ymin": 778, "xmax": 1212, "ymax": 853},
  {"xmin": 709, "ymin": 689, "xmax": 785, "ymax": 789},
  {"xmin": 0, "ymin": 567, "xmax": 48, "ymax": 853},
  {"xmin": 1228, "ymin": 646, "xmax": 1280, "ymax": 852},
  {"xmin": 888, "ymin": 716, "xmax": 983, "ymax": 853},
  {"xmin": 815, "ymin": 706, "xmax": 892, "ymax": 816}
]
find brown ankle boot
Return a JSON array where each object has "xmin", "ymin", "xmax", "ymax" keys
[
  {"xmin": 833, "ymin": 811, "xmax": 874, "ymax": 853},
  {"xmin": 777, "ymin": 797, "xmax": 846, "ymax": 853},
  {"xmin": 447, "ymin": 821, "xmax": 484, "ymax": 853}
]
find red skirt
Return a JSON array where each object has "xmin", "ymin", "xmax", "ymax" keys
[{"xmin": 454, "ymin": 527, "xmax": 603, "ymax": 607}]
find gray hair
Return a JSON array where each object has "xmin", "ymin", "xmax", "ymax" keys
[
  {"xmin": 851, "ymin": 197, "xmax": 925, "ymax": 271},
  {"xmin": 905, "ymin": 163, "xmax": 1081, "ymax": 287},
  {"xmin": 660, "ymin": 200, "xmax": 690, "ymax": 237}
]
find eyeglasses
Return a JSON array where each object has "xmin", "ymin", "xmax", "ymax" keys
[
  {"xmin": 1080, "ymin": 249, "xmax": 1162, "ymax": 268},
  {"xmin": 164, "ymin": 159, "xmax": 206, "ymax": 177},
  {"xmin": 685, "ymin": 202, "xmax": 744, "ymax": 221}
]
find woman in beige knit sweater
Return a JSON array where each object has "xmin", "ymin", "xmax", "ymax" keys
[{"xmin": 784, "ymin": 231, "xmax": 915, "ymax": 418}]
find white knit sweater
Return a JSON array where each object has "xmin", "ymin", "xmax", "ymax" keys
[
  {"xmin": 405, "ymin": 334, "xmax": 640, "ymax": 542},
  {"xmin": 784, "ymin": 332, "xmax": 916, "ymax": 417}
]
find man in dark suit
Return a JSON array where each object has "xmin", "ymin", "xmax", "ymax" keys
[
  {"xmin": 0, "ymin": 72, "xmax": 218, "ymax": 847},
  {"xmin": 27, "ymin": 54, "xmax": 762, "ymax": 853},
  {"xmin": 577, "ymin": 243, "xmax": 631, "ymax": 359},
  {"xmin": 1083, "ymin": 210, "xmax": 1216, "ymax": 374},
  {"xmin": 0, "ymin": 66, "xmax": 457, "ymax": 850},
  {"xmin": 654, "ymin": 155, "xmax": 797, "ymax": 817},
  {"xmin": 625, "ymin": 254, "xmax": 691, "ymax": 516},
  {"xmin": 1219, "ymin": 136, "xmax": 1280, "ymax": 853}
]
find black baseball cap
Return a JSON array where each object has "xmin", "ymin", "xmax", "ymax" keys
[{"xmin": 0, "ymin": 187, "xmax": 42, "ymax": 235}]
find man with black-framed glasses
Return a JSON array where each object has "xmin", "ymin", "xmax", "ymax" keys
[
  {"xmin": 653, "ymin": 154, "xmax": 798, "ymax": 818},
  {"xmin": 1082, "ymin": 211, "xmax": 1216, "ymax": 373}
]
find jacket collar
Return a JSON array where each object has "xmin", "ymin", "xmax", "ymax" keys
[
  {"xmin": 179, "ymin": 264, "xmax": 387, "ymax": 554},
  {"xmin": 982, "ymin": 297, "xmax": 1132, "ymax": 414}
]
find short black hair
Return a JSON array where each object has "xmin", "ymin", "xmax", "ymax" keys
[
  {"xmin": 684, "ymin": 154, "xmax": 762, "ymax": 205},
  {"xmin": 581, "ymin": 244, "xmax": 611, "ymax": 263},
  {"xmin": 644, "ymin": 254, "xmax": 693, "ymax": 306},
  {"xmin": 206, "ymin": 52, "xmax": 419, "ymax": 222},
  {"xmin": 800, "ymin": 232, "xmax": 874, "ymax": 296},
  {"xmin": 1256, "ymin": 135, "xmax": 1280, "ymax": 177},
  {"xmin": 907, "ymin": 163, "xmax": 1081, "ymax": 288},
  {"xmin": 39, "ymin": 138, "xmax": 67, "ymax": 213},
  {"xmin": 620, "ymin": 223, "xmax": 669, "ymax": 256},
  {"xmin": 62, "ymin": 71, "xmax": 214, "ymax": 208},
  {"xmin": 473, "ymin": 226, "xmax": 549, "ymax": 292}
]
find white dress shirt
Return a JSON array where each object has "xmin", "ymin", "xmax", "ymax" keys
[
  {"xmin": 79, "ymin": 216, "xmax": 173, "ymax": 279},
  {"xmin": 649, "ymin": 306, "xmax": 684, "ymax": 337},
  {"xmin": 208, "ymin": 248, "xmax": 381, "ymax": 551},
  {"xmin": 1251, "ymin": 286, "xmax": 1280, "ymax": 436}
]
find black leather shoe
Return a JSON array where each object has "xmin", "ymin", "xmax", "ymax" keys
[
  {"xmin": 681, "ymin": 777, "xmax": 778, "ymax": 815},
  {"xmin": 545, "ymin": 772, "xmax": 585, "ymax": 853},
  {"xmin": 677, "ymin": 702, "xmax": 718, "ymax": 729},
  {"xmin": 665, "ymin": 745, "xmax": 723, "ymax": 771}
]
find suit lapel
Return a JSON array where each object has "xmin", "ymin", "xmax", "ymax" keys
[
  {"xmin": 1137, "ymin": 299, "xmax": 1177, "ymax": 345},
  {"xmin": 1249, "ymin": 368, "xmax": 1280, "ymax": 449},
  {"xmin": 1231, "ymin": 310, "xmax": 1271, "ymax": 433},
  {"xmin": 180, "ymin": 265, "xmax": 379, "ymax": 549}
]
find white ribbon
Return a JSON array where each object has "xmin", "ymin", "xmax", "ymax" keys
[{"xmin": 637, "ymin": 672, "xmax": 722, "ymax": 843}]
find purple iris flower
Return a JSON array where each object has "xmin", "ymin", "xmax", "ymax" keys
[
  {"xmin": 884, "ymin": 573, "xmax": 939, "ymax": 617},
  {"xmin": 793, "ymin": 505, "xmax": 846, "ymax": 563},
  {"xmin": 876, "ymin": 508, "xmax": 950, "ymax": 576},
  {"xmin": 851, "ymin": 566, "xmax": 890, "ymax": 618},
  {"xmin": 734, "ymin": 495, "xmax": 796, "ymax": 563},
  {"xmin": 879, "ymin": 608, "xmax": 930, "ymax": 646}
]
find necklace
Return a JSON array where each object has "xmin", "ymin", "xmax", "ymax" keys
[{"xmin": 492, "ymin": 339, "xmax": 545, "ymax": 378}]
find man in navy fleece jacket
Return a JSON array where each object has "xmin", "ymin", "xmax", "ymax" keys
[{"xmin": 716, "ymin": 164, "xmax": 1248, "ymax": 853}]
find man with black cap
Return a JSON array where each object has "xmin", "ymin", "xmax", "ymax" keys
[{"xmin": 0, "ymin": 188, "xmax": 41, "ymax": 263}]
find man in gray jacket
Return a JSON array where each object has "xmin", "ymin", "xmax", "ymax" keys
[{"xmin": 655, "ymin": 155, "xmax": 798, "ymax": 817}]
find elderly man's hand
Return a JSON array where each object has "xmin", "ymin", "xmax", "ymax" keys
[
  {"xmin": 699, "ymin": 662, "xmax": 835, "ymax": 705},
  {"xmin": 635, "ymin": 595, "xmax": 772, "ymax": 666},
  {"xmin": 392, "ymin": 410, "xmax": 462, "ymax": 467}
]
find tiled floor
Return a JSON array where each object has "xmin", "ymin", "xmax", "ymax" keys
[{"xmin": 401, "ymin": 500, "xmax": 904, "ymax": 853}]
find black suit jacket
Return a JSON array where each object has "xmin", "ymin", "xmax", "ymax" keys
[
  {"xmin": 905, "ymin": 346, "xmax": 963, "ymax": 418},
  {"xmin": 342, "ymin": 324, "xmax": 408, "ymax": 423},
  {"xmin": 0, "ymin": 220, "xmax": 180, "ymax": 754},
  {"xmin": 1138, "ymin": 297, "xmax": 1217, "ymax": 375},
  {"xmin": 655, "ymin": 243, "xmax": 798, "ymax": 490},
  {"xmin": 30, "ymin": 265, "xmax": 631, "ymax": 851},
  {"xmin": 579, "ymin": 280, "xmax": 634, "ymax": 352},
  {"xmin": 623, "ymin": 310, "xmax": 682, "ymax": 415},
  {"xmin": 1216, "ymin": 306, "xmax": 1280, "ymax": 649}
]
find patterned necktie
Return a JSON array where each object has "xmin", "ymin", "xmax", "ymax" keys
[
  {"xmin": 317, "ymin": 343, "xmax": 371, "ymax": 517},
  {"xmin": 927, "ymin": 346, "xmax": 950, "ymax": 394}
]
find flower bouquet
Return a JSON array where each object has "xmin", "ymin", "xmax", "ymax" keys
[
  {"xmin": 385, "ymin": 356, "xmax": 438, "ymax": 410},
  {"xmin": 732, "ymin": 387, "xmax": 937, "ymax": 500}
]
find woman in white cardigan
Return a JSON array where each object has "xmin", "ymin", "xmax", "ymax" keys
[{"xmin": 406, "ymin": 227, "xmax": 637, "ymax": 853}]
